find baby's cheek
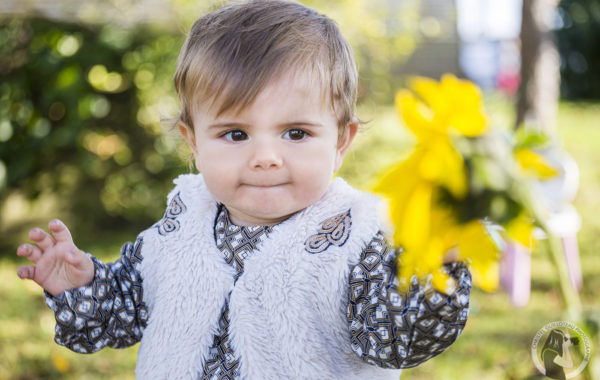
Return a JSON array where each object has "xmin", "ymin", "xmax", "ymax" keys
[
  {"xmin": 203, "ymin": 173, "xmax": 234, "ymax": 202},
  {"xmin": 194, "ymin": 157, "xmax": 203, "ymax": 173},
  {"xmin": 299, "ymin": 167, "xmax": 332, "ymax": 200}
]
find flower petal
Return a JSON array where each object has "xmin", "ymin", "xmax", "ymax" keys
[
  {"xmin": 514, "ymin": 148, "xmax": 559, "ymax": 179},
  {"xmin": 504, "ymin": 213, "xmax": 536, "ymax": 249},
  {"xmin": 458, "ymin": 221, "xmax": 501, "ymax": 291},
  {"xmin": 396, "ymin": 90, "xmax": 436, "ymax": 141}
]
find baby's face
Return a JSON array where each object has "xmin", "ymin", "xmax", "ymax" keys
[{"xmin": 182, "ymin": 71, "xmax": 357, "ymax": 226}]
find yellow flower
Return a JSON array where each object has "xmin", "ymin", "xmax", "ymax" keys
[
  {"xmin": 374, "ymin": 74, "xmax": 559, "ymax": 292},
  {"xmin": 514, "ymin": 148, "xmax": 559, "ymax": 179},
  {"xmin": 399, "ymin": 74, "xmax": 488, "ymax": 138},
  {"xmin": 392, "ymin": 74, "xmax": 488, "ymax": 200},
  {"xmin": 504, "ymin": 213, "xmax": 536, "ymax": 249},
  {"xmin": 469, "ymin": 260, "xmax": 499, "ymax": 292},
  {"xmin": 374, "ymin": 74, "xmax": 511, "ymax": 292},
  {"xmin": 420, "ymin": 137, "xmax": 468, "ymax": 198},
  {"xmin": 457, "ymin": 220, "xmax": 501, "ymax": 291}
]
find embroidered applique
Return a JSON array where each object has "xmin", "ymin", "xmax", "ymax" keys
[
  {"xmin": 155, "ymin": 192, "xmax": 187, "ymax": 236},
  {"xmin": 305, "ymin": 209, "xmax": 352, "ymax": 254}
]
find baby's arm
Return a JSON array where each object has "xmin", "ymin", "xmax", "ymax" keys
[
  {"xmin": 17, "ymin": 220, "xmax": 148, "ymax": 353},
  {"xmin": 348, "ymin": 232, "xmax": 471, "ymax": 369},
  {"xmin": 17, "ymin": 219, "xmax": 94, "ymax": 297}
]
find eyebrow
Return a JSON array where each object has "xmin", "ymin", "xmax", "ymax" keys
[
  {"xmin": 207, "ymin": 122, "xmax": 250, "ymax": 130},
  {"xmin": 207, "ymin": 121, "xmax": 323, "ymax": 130}
]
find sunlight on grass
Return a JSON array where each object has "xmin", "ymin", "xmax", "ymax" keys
[{"xmin": 0, "ymin": 262, "xmax": 138, "ymax": 379}]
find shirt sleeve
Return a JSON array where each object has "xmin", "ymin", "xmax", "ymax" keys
[
  {"xmin": 44, "ymin": 236, "xmax": 148, "ymax": 353},
  {"xmin": 347, "ymin": 231, "xmax": 472, "ymax": 369}
]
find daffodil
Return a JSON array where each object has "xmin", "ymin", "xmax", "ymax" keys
[
  {"xmin": 374, "ymin": 74, "xmax": 557, "ymax": 293},
  {"xmin": 514, "ymin": 148, "xmax": 559, "ymax": 179}
]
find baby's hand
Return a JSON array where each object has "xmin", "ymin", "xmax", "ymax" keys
[{"xmin": 16, "ymin": 219, "xmax": 94, "ymax": 297}]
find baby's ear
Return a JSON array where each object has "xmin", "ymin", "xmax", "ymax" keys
[
  {"xmin": 178, "ymin": 121, "xmax": 198, "ymax": 155},
  {"xmin": 334, "ymin": 121, "xmax": 359, "ymax": 172}
]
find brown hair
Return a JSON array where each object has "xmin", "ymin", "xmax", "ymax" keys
[{"xmin": 173, "ymin": 0, "xmax": 358, "ymax": 139}]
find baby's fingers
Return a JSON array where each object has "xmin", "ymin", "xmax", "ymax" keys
[
  {"xmin": 48, "ymin": 219, "xmax": 73, "ymax": 244},
  {"xmin": 29, "ymin": 227, "xmax": 55, "ymax": 251},
  {"xmin": 17, "ymin": 244, "xmax": 43, "ymax": 263},
  {"xmin": 17, "ymin": 265, "xmax": 36, "ymax": 280}
]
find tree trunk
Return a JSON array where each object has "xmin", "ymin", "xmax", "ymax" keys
[{"xmin": 516, "ymin": 0, "xmax": 560, "ymax": 135}]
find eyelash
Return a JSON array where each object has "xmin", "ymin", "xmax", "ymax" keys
[
  {"xmin": 283, "ymin": 128, "xmax": 309, "ymax": 141},
  {"xmin": 222, "ymin": 130, "xmax": 248, "ymax": 142},
  {"xmin": 221, "ymin": 128, "xmax": 310, "ymax": 142}
]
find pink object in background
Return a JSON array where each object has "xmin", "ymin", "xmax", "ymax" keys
[
  {"xmin": 496, "ymin": 68, "xmax": 520, "ymax": 96},
  {"xmin": 499, "ymin": 241, "xmax": 531, "ymax": 307}
]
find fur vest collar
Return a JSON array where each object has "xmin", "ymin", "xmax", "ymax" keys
[{"xmin": 135, "ymin": 174, "xmax": 401, "ymax": 379}]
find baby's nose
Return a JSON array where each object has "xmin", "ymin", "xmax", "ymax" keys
[{"xmin": 249, "ymin": 143, "xmax": 283, "ymax": 169}]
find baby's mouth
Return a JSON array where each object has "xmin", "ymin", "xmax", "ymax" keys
[
  {"xmin": 244, "ymin": 183, "xmax": 286, "ymax": 187},
  {"xmin": 241, "ymin": 182, "xmax": 289, "ymax": 188}
]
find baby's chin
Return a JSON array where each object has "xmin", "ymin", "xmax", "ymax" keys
[{"xmin": 219, "ymin": 184, "xmax": 329, "ymax": 226}]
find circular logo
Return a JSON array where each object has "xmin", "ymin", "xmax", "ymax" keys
[{"xmin": 531, "ymin": 321, "xmax": 591, "ymax": 379}]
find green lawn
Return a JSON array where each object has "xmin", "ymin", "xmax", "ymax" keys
[{"xmin": 2, "ymin": 98, "xmax": 599, "ymax": 379}]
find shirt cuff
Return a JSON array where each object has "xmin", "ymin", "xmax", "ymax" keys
[{"xmin": 43, "ymin": 255, "xmax": 106, "ymax": 313}]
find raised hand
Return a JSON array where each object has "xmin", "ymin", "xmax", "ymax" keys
[{"xmin": 17, "ymin": 219, "xmax": 94, "ymax": 297}]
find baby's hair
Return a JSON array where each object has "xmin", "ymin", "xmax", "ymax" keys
[{"xmin": 173, "ymin": 0, "xmax": 358, "ymax": 140}]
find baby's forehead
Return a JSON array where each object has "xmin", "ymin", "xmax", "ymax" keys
[
  {"xmin": 259, "ymin": 70, "xmax": 329, "ymax": 101},
  {"xmin": 197, "ymin": 68, "xmax": 332, "ymax": 118}
]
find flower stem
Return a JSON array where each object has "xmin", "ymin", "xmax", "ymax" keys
[
  {"xmin": 544, "ymin": 227, "xmax": 598, "ymax": 380},
  {"xmin": 545, "ymin": 231, "xmax": 581, "ymax": 319}
]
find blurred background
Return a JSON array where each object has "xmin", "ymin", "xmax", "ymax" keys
[{"xmin": 1, "ymin": 0, "xmax": 600, "ymax": 379}]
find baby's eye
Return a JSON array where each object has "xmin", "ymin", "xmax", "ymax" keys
[
  {"xmin": 223, "ymin": 130, "xmax": 248, "ymax": 142},
  {"xmin": 283, "ymin": 129, "xmax": 307, "ymax": 141}
]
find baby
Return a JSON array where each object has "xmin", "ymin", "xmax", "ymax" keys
[{"xmin": 17, "ymin": 1, "xmax": 471, "ymax": 378}]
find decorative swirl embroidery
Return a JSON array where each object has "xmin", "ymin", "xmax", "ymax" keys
[
  {"xmin": 305, "ymin": 209, "xmax": 352, "ymax": 254},
  {"xmin": 155, "ymin": 192, "xmax": 187, "ymax": 236}
]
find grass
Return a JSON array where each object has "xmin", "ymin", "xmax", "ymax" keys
[{"xmin": 2, "ymin": 97, "xmax": 600, "ymax": 379}]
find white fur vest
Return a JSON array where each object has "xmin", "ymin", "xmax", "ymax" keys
[{"xmin": 135, "ymin": 174, "xmax": 402, "ymax": 379}]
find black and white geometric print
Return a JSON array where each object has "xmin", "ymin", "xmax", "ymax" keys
[
  {"xmin": 305, "ymin": 209, "xmax": 352, "ymax": 254},
  {"xmin": 348, "ymin": 231, "xmax": 472, "ymax": 369},
  {"xmin": 214, "ymin": 206, "xmax": 273, "ymax": 280}
]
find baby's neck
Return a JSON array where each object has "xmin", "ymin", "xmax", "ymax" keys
[{"xmin": 222, "ymin": 205, "xmax": 292, "ymax": 227}]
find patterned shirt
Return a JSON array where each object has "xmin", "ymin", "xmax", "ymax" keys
[
  {"xmin": 348, "ymin": 234, "xmax": 471, "ymax": 368},
  {"xmin": 44, "ymin": 206, "xmax": 471, "ymax": 376}
]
